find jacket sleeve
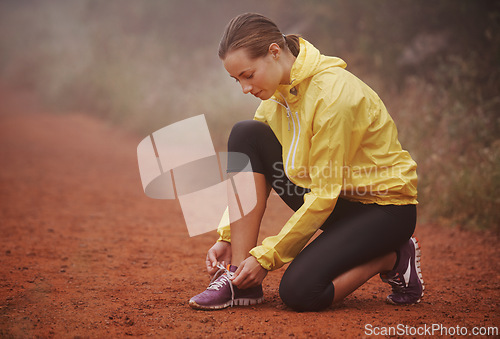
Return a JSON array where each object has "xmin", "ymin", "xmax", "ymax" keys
[{"xmin": 249, "ymin": 101, "xmax": 353, "ymax": 270}]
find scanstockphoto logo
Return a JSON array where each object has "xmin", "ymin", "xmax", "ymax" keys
[{"xmin": 136, "ymin": 115, "xmax": 257, "ymax": 237}]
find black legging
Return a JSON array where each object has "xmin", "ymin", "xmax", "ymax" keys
[{"xmin": 228, "ymin": 120, "xmax": 416, "ymax": 312}]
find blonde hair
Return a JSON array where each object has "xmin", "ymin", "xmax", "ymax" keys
[{"xmin": 218, "ymin": 13, "xmax": 300, "ymax": 60}]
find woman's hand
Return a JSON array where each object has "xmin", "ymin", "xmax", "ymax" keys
[
  {"xmin": 206, "ymin": 241, "xmax": 232, "ymax": 277},
  {"xmin": 231, "ymin": 256, "xmax": 268, "ymax": 289}
]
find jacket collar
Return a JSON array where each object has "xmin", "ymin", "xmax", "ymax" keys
[
  {"xmin": 271, "ymin": 38, "xmax": 347, "ymax": 103},
  {"xmin": 272, "ymin": 38, "xmax": 321, "ymax": 102}
]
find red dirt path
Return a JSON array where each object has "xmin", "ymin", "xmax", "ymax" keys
[{"xmin": 0, "ymin": 86, "xmax": 498, "ymax": 338}]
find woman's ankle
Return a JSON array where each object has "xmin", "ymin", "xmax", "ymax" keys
[{"xmin": 380, "ymin": 251, "xmax": 398, "ymax": 274}]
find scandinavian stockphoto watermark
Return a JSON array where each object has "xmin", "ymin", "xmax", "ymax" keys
[
  {"xmin": 364, "ymin": 323, "xmax": 499, "ymax": 337},
  {"xmin": 270, "ymin": 159, "xmax": 399, "ymax": 197}
]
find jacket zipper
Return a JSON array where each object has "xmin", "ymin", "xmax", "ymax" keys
[
  {"xmin": 285, "ymin": 107, "xmax": 296, "ymax": 173},
  {"xmin": 270, "ymin": 94, "xmax": 301, "ymax": 176},
  {"xmin": 291, "ymin": 111, "xmax": 301, "ymax": 170}
]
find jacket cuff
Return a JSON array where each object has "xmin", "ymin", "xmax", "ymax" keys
[
  {"xmin": 249, "ymin": 245, "xmax": 277, "ymax": 271},
  {"xmin": 216, "ymin": 207, "xmax": 231, "ymax": 243}
]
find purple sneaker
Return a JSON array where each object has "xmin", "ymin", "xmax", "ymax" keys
[
  {"xmin": 189, "ymin": 264, "xmax": 264, "ymax": 310},
  {"xmin": 380, "ymin": 237, "xmax": 424, "ymax": 305}
]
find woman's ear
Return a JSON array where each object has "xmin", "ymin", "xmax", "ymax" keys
[{"xmin": 268, "ymin": 43, "xmax": 281, "ymax": 59}]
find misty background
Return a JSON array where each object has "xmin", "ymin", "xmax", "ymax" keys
[{"xmin": 0, "ymin": 0, "xmax": 498, "ymax": 230}]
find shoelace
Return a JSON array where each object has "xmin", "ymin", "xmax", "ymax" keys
[
  {"xmin": 207, "ymin": 263, "xmax": 235, "ymax": 306},
  {"xmin": 387, "ymin": 273, "xmax": 406, "ymax": 293}
]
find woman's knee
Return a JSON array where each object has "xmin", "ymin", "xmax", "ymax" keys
[
  {"xmin": 279, "ymin": 275, "xmax": 305, "ymax": 311},
  {"xmin": 228, "ymin": 120, "xmax": 270, "ymax": 148},
  {"xmin": 279, "ymin": 269, "xmax": 334, "ymax": 312}
]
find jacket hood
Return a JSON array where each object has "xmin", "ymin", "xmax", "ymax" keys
[{"xmin": 274, "ymin": 38, "xmax": 347, "ymax": 98}]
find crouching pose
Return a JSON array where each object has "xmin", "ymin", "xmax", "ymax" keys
[{"xmin": 189, "ymin": 13, "xmax": 424, "ymax": 312}]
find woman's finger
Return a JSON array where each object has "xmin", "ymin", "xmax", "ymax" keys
[
  {"xmin": 230, "ymin": 263, "xmax": 245, "ymax": 286},
  {"xmin": 231, "ymin": 264, "xmax": 255, "ymax": 289}
]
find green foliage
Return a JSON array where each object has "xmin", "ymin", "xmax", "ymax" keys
[{"xmin": 0, "ymin": 0, "xmax": 498, "ymax": 230}]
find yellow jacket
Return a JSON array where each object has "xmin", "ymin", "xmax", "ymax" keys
[{"xmin": 218, "ymin": 38, "xmax": 417, "ymax": 271}]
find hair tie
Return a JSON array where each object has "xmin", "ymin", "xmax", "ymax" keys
[{"xmin": 282, "ymin": 33, "xmax": 286, "ymax": 39}]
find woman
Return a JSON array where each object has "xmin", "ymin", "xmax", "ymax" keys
[{"xmin": 189, "ymin": 13, "xmax": 424, "ymax": 312}]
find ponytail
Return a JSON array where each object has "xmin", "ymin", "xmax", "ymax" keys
[{"xmin": 283, "ymin": 34, "xmax": 301, "ymax": 58}]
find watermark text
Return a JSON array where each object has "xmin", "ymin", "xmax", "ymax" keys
[{"xmin": 364, "ymin": 323, "xmax": 498, "ymax": 336}]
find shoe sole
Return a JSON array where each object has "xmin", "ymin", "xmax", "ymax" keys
[
  {"xmin": 386, "ymin": 237, "xmax": 425, "ymax": 305},
  {"xmin": 189, "ymin": 297, "xmax": 264, "ymax": 311}
]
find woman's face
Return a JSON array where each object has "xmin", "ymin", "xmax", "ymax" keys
[{"xmin": 223, "ymin": 46, "xmax": 283, "ymax": 101}]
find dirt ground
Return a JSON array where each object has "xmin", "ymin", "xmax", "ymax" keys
[{"xmin": 0, "ymin": 85, "xmax": 498, "ymax": 338}]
